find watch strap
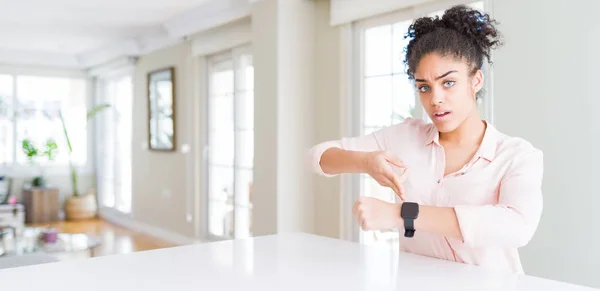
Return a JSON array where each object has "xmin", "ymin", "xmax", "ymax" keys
[{"xmin": 403, "ymin": 217, "xmax": 415, "ymax": 237}]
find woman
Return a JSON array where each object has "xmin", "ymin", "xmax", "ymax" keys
[{"xmin": 306, "ymin": 5, "xmax": 543, "ymax": 274}]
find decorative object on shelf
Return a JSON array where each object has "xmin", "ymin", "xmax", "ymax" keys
[
  {"xmin": 41, "ymin": 228, "xmax": 58, "ymax": 244},
  {"xmin": 59, "ymin": 104, "xmax": 111, "ymax": 221},
  {"xmin": 0, "ymin": 226, "xmax": 16, "ymax": 257},
  {"xmin": 6, "ymin": 197, "xmax": 16, "ymax": 205},
  {"xmin": 20, "ymin": 138, "xmax": 58, "ymax": 188},
  {"xmin": 147, "ymin": 66, "xmax": 176, "ymax": 152},
  {"xmin": 0, "ymin": 176, "xmax": 12, "ymax": 205},
  {"xmin": 0, "ymin": 203, "xmax": 25, "ymax": 236},
  {"xmin": 21, "ymin": 186, "xmax": 60, "ymax": 223}
]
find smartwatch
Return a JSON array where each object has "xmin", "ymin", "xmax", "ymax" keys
[{"xmin": 401, "ymin": 202, "xmax": 419, "ymax": 238}]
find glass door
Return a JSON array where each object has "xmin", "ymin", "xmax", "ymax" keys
[{"xmin": 206, "ymin": 45, "xmax": 254, "ymax": 240}]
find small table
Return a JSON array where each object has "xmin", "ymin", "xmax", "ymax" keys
[{"xmin": 0, "ymin": 227, "xmax": 101, "ymax": 259}]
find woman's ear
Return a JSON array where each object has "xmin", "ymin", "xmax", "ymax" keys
[{"xmin": 471, "ymin": 69, "xmax": 484, "ymax": 96}]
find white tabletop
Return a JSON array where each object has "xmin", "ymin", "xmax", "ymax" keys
[{"xmin": 0, "ymin": 232, "xmax": 596, "ymax": 290}]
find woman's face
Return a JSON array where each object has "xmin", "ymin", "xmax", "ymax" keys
[{"xmin": 413, "ymin": 53, "xmax": 483, "ymax": 133}]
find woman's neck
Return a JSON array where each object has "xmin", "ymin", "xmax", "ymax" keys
[{"xmin": 439, "ymin": 114, "xmax": 486, "ymax": 147}]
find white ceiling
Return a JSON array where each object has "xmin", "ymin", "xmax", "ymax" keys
[{"xmin": 0, "ymin": 0, "xmax": 250, "ymax": 69}]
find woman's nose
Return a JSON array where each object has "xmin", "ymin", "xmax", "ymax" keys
[{"xmin": 431, "ymin": 89, "xmax": 444, "ymax": 105}]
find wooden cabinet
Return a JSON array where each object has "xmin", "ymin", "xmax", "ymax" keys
[{"xmin": 21, "ymin": 187, "xmax": 60, "ymax": 223}]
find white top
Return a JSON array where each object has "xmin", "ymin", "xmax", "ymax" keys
[
  {"xmin": 306, "ymin": 118, "xmax": 544, "ymax": 274},
  {"xmin": 0, "ymin": 232, "xmax": 594, "ymax": 291}
]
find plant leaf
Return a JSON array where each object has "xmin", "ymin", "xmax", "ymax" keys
[
  {"xmin": 59, "ymin": 111, "xmax": 73, "ymax": 153},
  {"xmin": 86, "ymin": 104, "xmax": 111, "ymax": 120}
]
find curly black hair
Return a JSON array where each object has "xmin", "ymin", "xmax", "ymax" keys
[{"xmin": 404, "ymin": 5, "xmax": 503, "ymax": 81}]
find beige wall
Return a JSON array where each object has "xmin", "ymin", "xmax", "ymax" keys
[
  {"xmin": 250, "ymin": 0, "xmax": 279, "ymax": 236},
  {"xmin": 126, "ymin": 0, "xmax": 343, "ymax": 241},
  {"xmin": 131, "ymin": 43, "xmax": 195, "ymax": 238},
  {"xmin": 493, "ymin": 0, "xmax": 600, "ymax": 287},
  {"xmin": 313, "ymin": 0, "xmax": 342, "ymax": 239},
  {"xmin": 252, "ymin": 0, "xmax": 317, "ymax": 235}
]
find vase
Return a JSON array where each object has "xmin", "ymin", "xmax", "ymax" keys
[
  {"xmin": 65, "ymin": 192, "xmax": 97, "ymax": 221},
  {"xmin": 41, "ymin": 228, "xmax": 58, "ymax": 243}
]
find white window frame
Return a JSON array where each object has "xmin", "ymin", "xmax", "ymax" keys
[
  {"xmin": 0, "ymin": 66, "xmax": 94, "ymax": 178},
  {"xmin": 203, "ymin": 43, "xmax": 254, "ymax": 242},
  {"xmin": 93, "ymin": 66, "xmax": 135, "ymax": 216},
  {"xmin": 187, "ymin": 17, "xmax": 252, "ymax": 241},
  {"xmin": 340, "ymin": 0, "xmax": 495, "ymax": 244}
]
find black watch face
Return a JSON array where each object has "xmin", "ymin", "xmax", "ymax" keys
[{"xmin": 402, "ymin": 203, "xmax": 419, "ymax": 218}]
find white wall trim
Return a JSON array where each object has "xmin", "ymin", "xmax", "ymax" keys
[
  {"xmin": 0, "ymin": 49, "xmax": 81, "ymax": 69},
  {"xmin": 331, "ymin": 0, "xmax": 486, "ymax": 26},
  {"xmin": 189, "ymin": 17, "xmax": 252, "ymax": 57},
  {"xmin": 190, "ymin": 55, "xmax": 208, "ymax": 239},
  {"xmin": 86, "ymin": 57, "xmax": 137, "ymax": 78},
  {"xmin": 76, "ymin": 40, "xmax": 141, "ymax": 69},
  {"xmin": 138, "ymin": 36, "xmax": 183, "ymax": 56},
  {"xmin": 330, "ymin": 0, "xmax": 432, "ymax": 26},
  {"xmin": 163, "ymin": 0, "xmax": 251, "ymax": 39},
  {"xmin": 0, "ymin": 63, "xmax": 86, "ymax": 78},
  {"xmin": 99, "ymin": 207, "xmax": 202, "ymax": 246},
  {"xmin": 0, "ymin": 49, "xmax": 80, "ymax": 69},
  {"xmin": 77, "ymin": 36, "xmax": 184, "ymax": 70}
]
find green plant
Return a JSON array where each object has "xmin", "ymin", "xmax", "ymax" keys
[
  {"xmin": 21, "ymin": 138, "xmax": 58, "ymax": 187},
  {"xmin": 22, "ymin": 139, "xmax": 39, "ymax": 163},
  {"xmin": 59, "ymin": 104, "xmax": 110, "ymax": 196},
  {"xmin": 43, "ymin": 139, "xmax": 58, "ymax": 160}
]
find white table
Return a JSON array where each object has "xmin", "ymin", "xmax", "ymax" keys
[{"xmin": 0, "ymin": 232, "xmax": 596, "ymax": 290}]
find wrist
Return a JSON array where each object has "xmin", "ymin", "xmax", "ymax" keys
[
  {"xmin": 394, "ymin": 203, "xmax": 404, "ymax": 229},
  {"xmin": 358, "ymin": 152, "xmax": 372, "ymax": 173}
]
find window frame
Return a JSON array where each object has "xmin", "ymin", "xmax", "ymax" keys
[
  {"xmin": 94, "ymin": 67, "xmax": 135, "ymax": 216},
  {"xmin": 0, "ymin": 67, "xmax": 94, "ymax": 177},
  {"xmin": 344, "ymin": 0, "xmax": 494, "ymax": 245},
  {"xmin": 203, "ymin": 43, "xmax": 254, "ymax": 242}
]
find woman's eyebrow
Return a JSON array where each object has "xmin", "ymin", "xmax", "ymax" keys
[{"xmin": 415, "ymin": 70, "xmax": 457, "ymax": 82}]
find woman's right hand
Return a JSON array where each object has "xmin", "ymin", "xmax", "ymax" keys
[{"xmin": 361, "ymin": 151, "xmax": 408, "ymax": 201}]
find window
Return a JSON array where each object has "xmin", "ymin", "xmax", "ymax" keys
[
  {"xmin": 0, "ymin": 75, "xmax": 14, "ymax": 166},
  {"xmin": 353, "ymin": 1, "xmax": 485, "ymax": 249},
  {"xmin": 96, "ymin": 74, "xmax": 133, "ymax": 214},
  {"xmin": 0, "ymin": 74, "xmax": 89, "ymax": 169},
  {"xmin": 206, "ymin": 45, "xmax": 254, "ymax": 240}
]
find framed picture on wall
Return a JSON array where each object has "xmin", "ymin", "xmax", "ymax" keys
[{"xmin": 147, "ymin": 66, "xmax": 176, "ymax": 152}]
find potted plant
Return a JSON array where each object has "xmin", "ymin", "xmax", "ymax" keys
[
  {"xmin": 21, "ymin": 138, "xmax": 58, "ymax": 188},
  {"xmin": 60, "ymin": 104, "xmax": 110, "ymax": 220}
]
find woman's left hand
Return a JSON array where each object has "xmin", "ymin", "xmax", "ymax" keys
[{"xmin": 353, "ymin": 197, "xmax": 403, "ymax": 231}]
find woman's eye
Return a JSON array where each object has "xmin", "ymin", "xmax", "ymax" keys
[
  {"xmin": 444, "ymin": 81, "xmax": 455, "ymax": 87},
  {"xmin": 418, "ymin": 85, "xmax": 430, "ymax": 92}
]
